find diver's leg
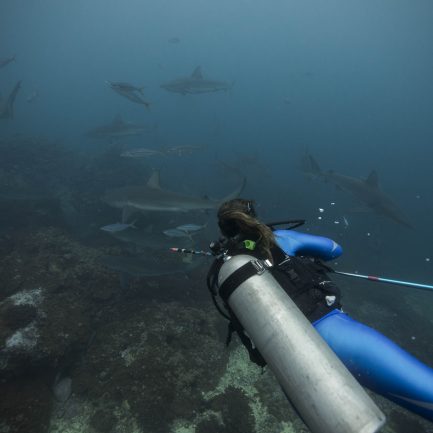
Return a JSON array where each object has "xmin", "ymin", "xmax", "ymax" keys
[{"xmin": 314, "ymin": 310, "xmax": 433, "ymax": 422}]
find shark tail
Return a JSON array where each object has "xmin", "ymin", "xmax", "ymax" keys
[
  {"xmin": 218, "ymin": 177, "xmax": 247, "ymax": 205},
  {"xmin": 130, "ymin": 219, "xmax": 138, "ymax": 229},
  {"xmin": 301, "ymin": 152, "xmax": 323, "ymax": 177}
]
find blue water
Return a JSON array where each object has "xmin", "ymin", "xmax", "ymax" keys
[{"xmin": 1, "ymin": 0, "xmax": 433, "ymax": 431}]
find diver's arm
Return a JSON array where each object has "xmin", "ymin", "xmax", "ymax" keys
[{"xmin": 274, "ymin": 229, "xmax": 342, "ymax": 261}]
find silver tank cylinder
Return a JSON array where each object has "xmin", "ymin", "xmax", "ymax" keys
[{"xmin": 218, "ymin": 254, "xmax": 386, "ymax": 433}]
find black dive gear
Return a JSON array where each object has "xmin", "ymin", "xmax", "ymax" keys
[{"xmin": 207, "ymin": 236, "xmax": 341, "ymax": 367}]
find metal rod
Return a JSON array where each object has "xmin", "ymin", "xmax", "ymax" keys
[
  {"xmin": 334, "ymin": 271, "xmax": 433, "ymax": 292},
  {"xmin": 169, "ymin": 247, "xmax": 213, "ymax": 256},
  {"xmin": 170, "ymin": 247, "xmax": 433, "ymax": 292}
]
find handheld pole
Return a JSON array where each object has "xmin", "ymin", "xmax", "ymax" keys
[
  {"xmin": 334, "ymin": 271, "xmax": 433, "ymax": 293},
  {"xmin": 169, "ymin": 247, "xmax": 433, "ymax": 293},
  {"xmin": 169, "ymin": 247, "xmax": 213, "ymax": 256}
]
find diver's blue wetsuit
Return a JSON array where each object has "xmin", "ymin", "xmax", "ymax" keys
[{"xmin": 275, "ymin": 229, "xmax": 433, "ymax": 422}]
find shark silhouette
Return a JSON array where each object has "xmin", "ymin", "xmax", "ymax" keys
[
  {"xmin": 104, "ymin": 170, "xmax": 246, "ymax": 221},
  {"xmin": 160, "ymin": 66, "xmax": 233, "ymax": 95},
  {"xmin": 302, "ymin": 154, "xmax": 413, "ymax": 228}
]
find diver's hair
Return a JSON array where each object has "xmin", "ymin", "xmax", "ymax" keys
[{"xmin": 217, "ymin": 199, "xmax": 276, "ymax": 261}]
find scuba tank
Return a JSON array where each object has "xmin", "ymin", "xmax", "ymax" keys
[{"xmin": 217, "ymin": 253, "xmax": 386, "ymax": 433}]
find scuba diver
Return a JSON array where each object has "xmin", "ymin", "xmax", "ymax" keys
[{"xmin": 207, "ymin": 198, "xmax": 433, "ymax": 426}]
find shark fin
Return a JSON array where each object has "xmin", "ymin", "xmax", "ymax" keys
[
  {"xmin": 191, "ymin": 66, "xmax": 203, "ymax": 80},
  {"xmin": 307, "ymin": 154, "xmax": 322, "ymax": 175},
  {"xmin": 146, "ymin": 170, "xmax": 162, "ymax": 189},
  {"xmin": 122, "ymin": 206, "xmax": 136, "ymax": 223},
  {"xmin": 130, "ymin": 219, "xmax": 138, "ymax": 229},
  {"xmin": 365, "ymin": 170, "xmax": 379, "ymax": 188}
]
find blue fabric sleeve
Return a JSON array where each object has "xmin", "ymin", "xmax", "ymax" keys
[
  {"xmin": 314, "ymin": 310, "xmax": 433, "ymax": 422},
  {"xmin": 274, "ymin": 229, "xmax": 342, "ymax": 261}
]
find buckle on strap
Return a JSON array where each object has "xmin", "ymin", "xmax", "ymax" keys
[
  {"xmin": 251, "ymin": 259, "xmax": 265, "ymax": 274},
  {"xmin": 251, "ymin": 259, "xmax": 272, "ymax": 275},
  {"xmin": 219, "ymin": 258, "xmax": 273, "ymax": 302}
]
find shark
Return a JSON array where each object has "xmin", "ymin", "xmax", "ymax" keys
[
  {"xmin": 160, "ymin": 66, "xmax": 233, "ymax": 95},
  {"xmin": 0, "ymin": 81, "xmax": 21, "ymax": 120},
  {"xmin": 0, "ymin": 55, "xmax": 15, "ymax": 69},
  {"xmin": 302, "ymin": 154, "xmax": 413, "ymax": 228},
  {"xmin": 104, "ymin": 170, "xmax": 246, "ymax": 220},
  {"xmin": 85, "ymin": 115, "xmax": 151, "ymax": 140},
  {"xmin": 106, "ymin": 81, "xmax": 150, "ymax": 108}
]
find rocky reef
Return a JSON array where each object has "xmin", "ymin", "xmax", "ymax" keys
[
  {"xmin": 0, "ymin": 226, "xmax": 295, "ymax": 433},
  {"xmin": 1, "ymin": 137, "xmax": 433, "ymax": 433}
]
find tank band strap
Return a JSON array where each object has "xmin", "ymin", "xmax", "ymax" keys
[{"xmin": 219, "ymin": 259, "xmax": 271, "ymax": 302}]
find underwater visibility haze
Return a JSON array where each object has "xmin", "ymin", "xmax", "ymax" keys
[{"xmin": 1, "ymin": 0, "xmax": 433, "ymax": 432}]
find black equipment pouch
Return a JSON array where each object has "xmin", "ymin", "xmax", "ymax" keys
[{"xmin": 271, "ymin": 255, "xmax": 341, "ymax": 320}]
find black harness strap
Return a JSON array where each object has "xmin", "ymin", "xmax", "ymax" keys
[
  {"xmin": 218, "ymin": 259, "xmax": 269, "ymax": 302},
  {"xmin": 206, "ymin": 259, "xmax": 231, "ymax": 321}
]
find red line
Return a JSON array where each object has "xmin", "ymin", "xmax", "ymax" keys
[{"xmin": 368, "ymin": 275, "xmax": 380, "ymax": 281}]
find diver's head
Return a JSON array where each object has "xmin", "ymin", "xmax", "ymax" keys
[
  {"xmin": 217, "ymin": 198, "xmax": 275, "ymax": 260},
  {"xmin": 217, "ymin": 198, "xmax": 257, "ymax": 238}
]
